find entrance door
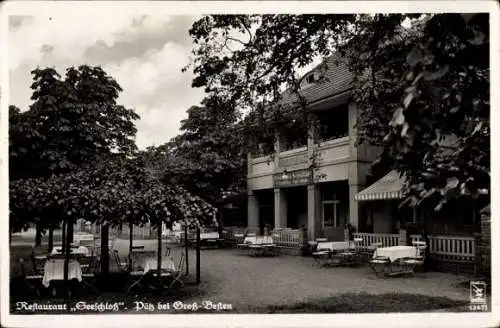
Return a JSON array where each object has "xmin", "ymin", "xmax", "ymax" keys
[
  {"xmin": 259, "ymin": 205, "xmax": 273, "ymax": 235},
  {"xmin": 322, "ymin": 195, "xmax": 346, "ymax": 241}
]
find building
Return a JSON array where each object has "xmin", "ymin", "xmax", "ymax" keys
[
  {"xmin": 245, "ymin": 54, "xmax": 486, "ymax": 244},
  {"xmin": 246, "ymin": 54, "xmax": 382, "ymax": 241}
]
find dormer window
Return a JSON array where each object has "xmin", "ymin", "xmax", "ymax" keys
[
  {"xmin": 301, "ymin": 71, "xmax": 321, "ymax": 89},
  {"xmin": 306, "ymin": 74, "xmax": 317, "ymax": 84}
]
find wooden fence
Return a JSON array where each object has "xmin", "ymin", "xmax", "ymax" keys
[{"xmin": 353, "ymin": 232, "xmax": 476, "ymax": 263}]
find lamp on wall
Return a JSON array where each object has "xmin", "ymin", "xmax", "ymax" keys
[{"xmin": 282, "ymin": 169, "xmax": 290, "ymax": 181}]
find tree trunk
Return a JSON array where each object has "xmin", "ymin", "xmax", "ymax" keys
[
  {"xmin": 184, "ymin": 225, "xmax": 189, "ymax": 275},
  {"xmin": 128, "ymin": 222, "xmax": 133, "ymax": 270},
  {"xmin": 196, "ymin": 226, "xmax": 201, "ymax": 284},
  {"xmin": 67, "ymin": 220, "xmax": 74, "ymax": 244},
  {"xmin": 100, "ymin": 224, "xmax": 110, "ymax": 276},
  {"xmin": 64, "ymin": 218, "xmax": 72, "ymax": 300},
  {"xmin": 61, "ymin": 221, "xmax": 67, "ymax": 253},
  {"xmin": 48, "ymin": 226, "xmax": 54, "ymax": 253},
  {"xmin": 35, "ymin": 223, "xmax": 42, "ymax": 247},
  {"xmin": 157, "ymin": 221, "xmax": 163, "ymax": 289}
]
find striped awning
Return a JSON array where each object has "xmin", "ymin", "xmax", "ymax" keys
[{"xmin": 355, "ymin": 170, "xmax": 405, "ymax": 201}]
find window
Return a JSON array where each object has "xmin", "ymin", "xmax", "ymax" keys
[
  {"xmin": 306, "ymin": 73, "xmax": 318, "ymax": 84},
  {"xmin": 316, "ymin": 104, "xmax": 349, "ymax": 142},
  {"xmin": 301, "ymin": 72, "xmax": 320, "ymax": 88}
]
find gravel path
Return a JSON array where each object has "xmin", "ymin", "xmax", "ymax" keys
[{"xmin": 130, "ymin": 247, "xmax": 472, "ymax": 312}]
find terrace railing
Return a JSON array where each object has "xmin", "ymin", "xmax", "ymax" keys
[
  {"xmin": 272, "ymin": 228, "xmax": 305, "ymax": 249},
  {"xmin": 353, "ymin": 232, "xmax": 400, "ymax": 249},
  {"xmin": 355, "ymin": 232, "xmax": 476, "ymax": 263},
  {"xmin": 427, "ymin": 235, "xmax": 476, "ymax": 262}
]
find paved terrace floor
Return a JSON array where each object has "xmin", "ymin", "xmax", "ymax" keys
[
  {"xmin": 150, "ymin": 247, "xmax": 471, "ymax": 312},
  {"xmin": 10, "ymin": 232, "xmax": 473, "ymax": 312}
]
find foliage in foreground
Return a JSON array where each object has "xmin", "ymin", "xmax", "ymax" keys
[
  {"xmin": 9, "ymin": 65, "xmax": 218, "ymax": 233},
  {"xmin": 186, "ymin": 13, "xmax": 490, "ymax": 213},
  {"xmin": 10, "ymin": 154, "xmax": 218, "ymax": 233}
]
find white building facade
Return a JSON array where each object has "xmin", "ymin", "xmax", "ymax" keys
[{"xmin": 246, "ymin": 56, "xmax": 381, "ymax": 241}]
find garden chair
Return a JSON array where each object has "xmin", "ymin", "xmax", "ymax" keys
[
  {"xmin": 312, "ymin": 242, "xmax": 333, "ymax": 267},
  {"xmin": 31, "ymin": 251, "xmax": 47, "ymax": 275},
  {"xmin": 236, "ymin": 235, "xmax": 257, "ymax": 255},
  {"xmin": 403, "ymin": 241, "xmax": 427, "ymax": 275},
  {"xmin": 336, "ymin": 238, "xmax": 363, "ymax": 266},
  {"xmin": 369, "ymin": 242, "xmax": 390, "ymax": 276},
  {"xmin": 169, "ymin": 253, "xmax": 185, "ymax": 289},
  {"xmin": 18, "ymin": 257, "xmax": 43, "ymax": 296},
  {"xmin": 79, "ymin": 255, "xmax": 99, "ymax": 294}
]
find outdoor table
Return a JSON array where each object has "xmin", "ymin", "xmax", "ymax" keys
[
  {"xmin": 313, "ymin": 241, "xmax": 354, "ymax": 267},
  {"xmin": 42, "ymin": 259, "xmax": 82, "ymax": 288},
  {"xmin": 371, "ymin": 246, "xmax": 418, "ymax": 276},
  {"xmin": 248, "ymin": 236, "xmax": 276, "ymax": 257},
  {"xmin": 126, "ymin": 257, "xmax": 176, "ymax": 293},
  {"xmin": 51, "ymin": 246, "xmax": 89, "ymax": 256}
]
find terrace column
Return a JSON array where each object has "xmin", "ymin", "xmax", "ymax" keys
[
  {"xmin": 307, "ymin": 184, "xmax": 321, "ymax": 241},
  {"xmin": 247, "ymin": 190, "xmax": 259, "ymax": 234},
  {"xmin": 274, "ymin": 188, "xmax": 287, "ymax": 229},
  {"xmin": 348, "ymin": 161, "xmax": 365, "ymax": 230},
  {"xmin": 348, "ymin": 184, "xmax": 361, "ymax": 229}
]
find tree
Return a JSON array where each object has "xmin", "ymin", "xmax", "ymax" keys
[
  {"xmin": 9, "ymin": 65, "xmax": 140, "ymax": 245},
  {"xmin": 186, "ymin": 13, "xmax": 490, "ymax": 222},
  {"xmin": 143, "ymin": 95, "xmax": 247, "ymax": 206},
  {"xmin": 10, "ymin": 153, "xmax": 218, "ymax": 284}
]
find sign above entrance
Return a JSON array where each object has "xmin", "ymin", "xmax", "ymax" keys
[{"xmin": 273, "ymin": 169, "xmax": 313, "ymax": 188}]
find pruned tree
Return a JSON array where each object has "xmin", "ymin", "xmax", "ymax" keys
[{"xmin": 9, "ymin": 65, "xmax": 140, "ymax": 245}]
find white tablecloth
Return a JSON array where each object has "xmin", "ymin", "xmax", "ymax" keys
[
  {"xmin": 317, "ymin": 241, "xmax": 352, "ymax": 251},
  {"xmin": 74, "ymin": 233, "xmax": 94, "ymax": 243},
  {"xmin": 373, "ymin": 246, "xmax": 418, "ymax": 262},
  {"xmin": 200, "ymin": 232, "xmax": 220, "ymax": 240},
  {"xmin": 51, "ymin": 246, "xmax": 89, "ymax": 256},
  {"xmin": 242, "ymin": 236, "xmax": 273, "ymax": 245},
  {"xmin": 141, "ymin": 258, "xmax": 176, "ymax": 273},
  {"xmin": 42, "ymin": 259, "xmax": 83, "ymax": 287}
]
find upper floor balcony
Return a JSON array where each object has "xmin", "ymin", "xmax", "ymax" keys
[
  {"xmin": 248, "ymin": 135, "xmax": 351, "ymax": 178},
  {"xmin": 248, "ymin": 102, "xmax": 352, "ymax": 179}
]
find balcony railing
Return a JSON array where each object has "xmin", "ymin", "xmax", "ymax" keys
[
  {"xmin": 249, "ymin": 136, "xmax": 350, "ymax": 178},
  {"xmin": 279, "ymin": 146, "xmax": 308, "ymax": 168}
]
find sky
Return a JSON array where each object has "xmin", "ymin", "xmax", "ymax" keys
[
  {"xmin": 7, "ymin": 12, "xmax": 414, "ymax": 151},
  {"xmin": 9, "ymin": 14, "xmax": 205, "ymax": 149}
]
